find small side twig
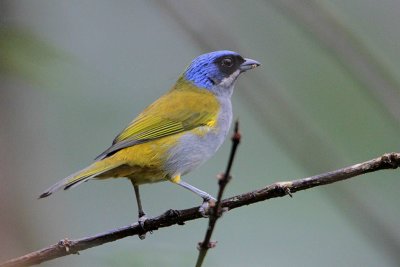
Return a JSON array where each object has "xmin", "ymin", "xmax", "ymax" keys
[{"xmin": 195, "ymin": 120, "xmax": 241, "ymax": 267}]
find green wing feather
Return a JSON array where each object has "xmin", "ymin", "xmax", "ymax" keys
[{"xmin": 95, "ymin": 81, "xmax": 219, "ymax": 160}]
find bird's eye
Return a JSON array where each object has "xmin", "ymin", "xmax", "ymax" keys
[{"xmin": 221, "ymin": 57, "xmax": 233, "ymax": 67}]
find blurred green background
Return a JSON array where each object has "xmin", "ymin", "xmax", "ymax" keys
[{"xmin": 1, "ymin": 1, "xmax": 400, "ymax": 266}]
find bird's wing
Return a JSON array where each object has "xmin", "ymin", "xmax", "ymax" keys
[{"xmin": 95, "ymin": 87, "xmax": 219, "ymax": 160}]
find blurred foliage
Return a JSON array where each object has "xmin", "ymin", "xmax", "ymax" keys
[{"xmin": 0, "ymin": 26, "xmax": 68, "ymax": 90}]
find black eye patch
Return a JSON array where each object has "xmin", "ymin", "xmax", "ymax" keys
[{"xmin": 215, "ymin": 55, "xmax": 245, "ymax": 76}]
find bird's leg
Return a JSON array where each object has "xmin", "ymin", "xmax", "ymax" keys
[
  {"xmin": 132, "ymin": 184, "xmax": 146, "ymax": 218},
  {"xmin": 130, "ymin": 180, "xmax": 147, "ymax": 239},
  {"xmin": 170, "ymin": 175, "xmax": 216, "ymax": 217},
  {"xmin": 177, "ymin": 180, "xmax": 216, "ymax": 202}
]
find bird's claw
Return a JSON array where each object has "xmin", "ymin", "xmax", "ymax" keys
[
  {"xmin": 199, "ymin": 197, "xmax": 216, "ymax": 217},
  {"xmin": 138, "ymin": 214, "xmax": 148, "ymax": 240}
]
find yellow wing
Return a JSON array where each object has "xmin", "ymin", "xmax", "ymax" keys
[{"xmin": 95, "ymin": 80, "xmax": 219, "ymax": 160}]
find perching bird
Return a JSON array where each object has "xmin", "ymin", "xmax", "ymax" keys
[{"xmin": 40, "ymin": 50, "xmax": 260, "ymax": 224}]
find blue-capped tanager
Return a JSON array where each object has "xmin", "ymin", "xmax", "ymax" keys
[{"xmin": 40, "ymin": 50, "xmax": 260, "ymax": 221}]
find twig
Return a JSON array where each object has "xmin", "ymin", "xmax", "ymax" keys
[
  {"xmin": 1, "ymin": 152, "xmax": 399, "ymax": 267},
  {"xmin": 195, "ymin": 120, "xmax": 241, "ymax": 267}
]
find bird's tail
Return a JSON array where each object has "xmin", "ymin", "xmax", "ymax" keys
[{"xmin": 39, "ymin": 160, "xmax": 122, "ymax": 199}]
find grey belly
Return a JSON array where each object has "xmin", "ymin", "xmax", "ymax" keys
[{"xmin": 164, "ymin": 128, "xmax": 227, "ymax": 177}]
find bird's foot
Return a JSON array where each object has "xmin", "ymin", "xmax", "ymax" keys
[
  {"xmin": 199, "ymin": 197, "xmax": 216, "ymax": 217},
  {"xmin": 138, "ymin": 214, "xmax": 148, "ymax": 240}
]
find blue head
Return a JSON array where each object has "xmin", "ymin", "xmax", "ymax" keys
[{"xmin": 183, "ymin": 50, "xmax": 260, "ymax": 97}]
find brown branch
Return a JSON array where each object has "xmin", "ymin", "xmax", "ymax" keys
[
  {"xmin": 1, "ymin": 152, "xmax": 399, "ymax": 267},
  {"xmin": 195, "ymin": 120, "xmax": 241, "ymax": 267}
]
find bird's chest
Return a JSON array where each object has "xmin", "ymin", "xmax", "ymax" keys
[{"xmin": 165, "ymin": 98, "xmax": 232, "ymax": 176}]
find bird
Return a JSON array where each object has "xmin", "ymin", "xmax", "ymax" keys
[{"xmin": 39, "ymin": 50, "xmax": 260, "ymax": 227}]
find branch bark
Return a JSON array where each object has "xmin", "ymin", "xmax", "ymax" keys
[{"xmin": 1, "ymin": 152, "xmax": 399, "ymax": 267}]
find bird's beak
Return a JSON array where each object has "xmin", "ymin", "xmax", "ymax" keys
[{"xmin": 239, "ymin": 58, "xmax": 261, "ymax": 72}]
